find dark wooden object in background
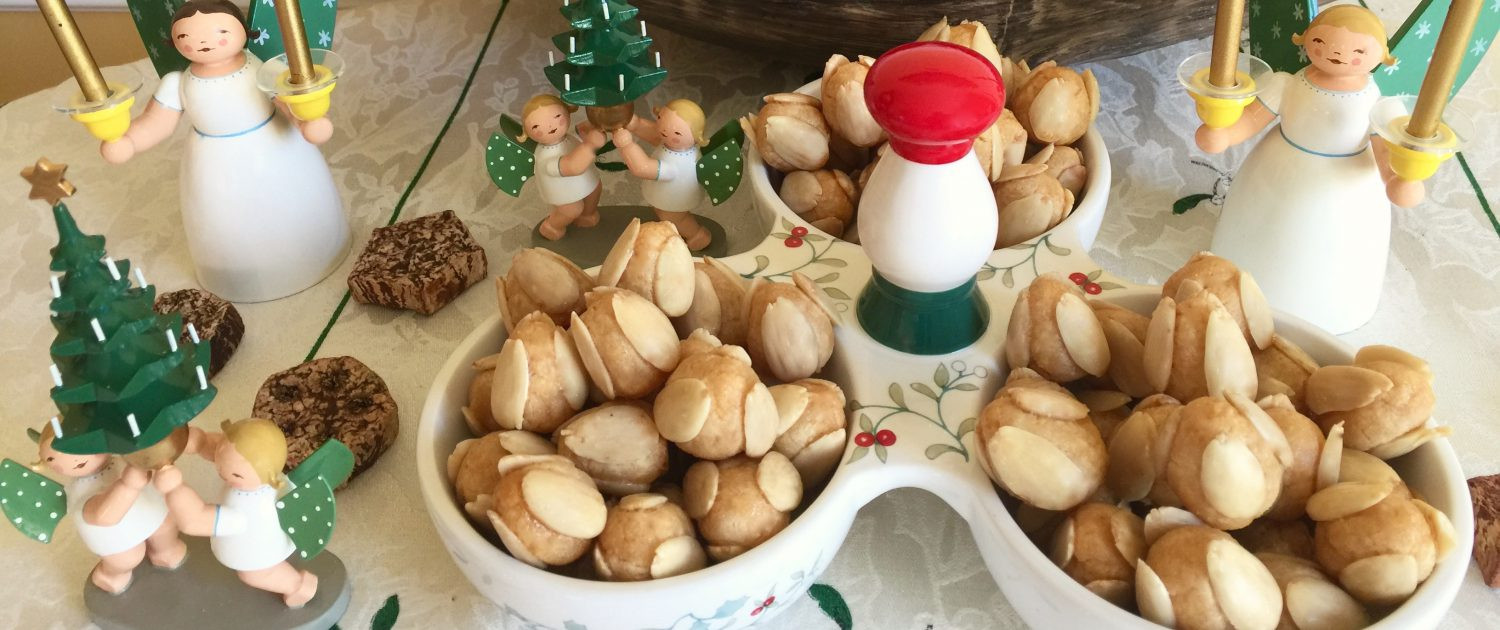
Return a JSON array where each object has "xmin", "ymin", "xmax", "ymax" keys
[{"xmin": 635, "ymin": 0, "xmax": 1215, "ymax": 65}]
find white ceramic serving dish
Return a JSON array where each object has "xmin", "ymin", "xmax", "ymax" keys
[
  {"xmin": 744, "ymin": 81, "xmax": 1113, "ymax": 252},
  {"xmin": 416, "ymin": 84, "xmax": 1470, "ymax": 628}
]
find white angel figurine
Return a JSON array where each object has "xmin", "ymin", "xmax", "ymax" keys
[
  {"xmin": 99, "ymin": 0, "xmax": 348, "ymax": 303},
  {"xmin": 0, "ymin": 426, "xmax": 185, "ymax": 594},
  {"xmin": 154, "ymin": 420, "xmax": 319, "ymax": 607},
  {"xmin": 1195, "ymin": 5, "xmax": 1419, "ymax": 334},
  {"xmin": 613, "ymin": 100, "xmax": 745, "ymax": 251}
]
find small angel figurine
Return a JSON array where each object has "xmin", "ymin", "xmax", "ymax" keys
[
  {"xmin": 154, "ymin": 419, "xmax": 318, "ymax": 607},
  {"xmin": 486, "ymin": 94, "xmax": 607, "ymax": 240},
  {"xmin": 1195, "ymin": 5, "xmax": 1413, "ymax": 334},
  {"xmin": 99, "ymin": 0, "xmax": 349, "ymax": 303},
  {"xmin": 612, "ymin": 100, "xmax": 746, "ymax": 251},
  {"xmin": 6, "ymin": 426, "xmax": 187, "ymax": 594}
]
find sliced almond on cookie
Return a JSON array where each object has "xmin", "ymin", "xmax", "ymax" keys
[
  {"xmin": 651, "ymin": 535, "xmax": 708, "ymax": 579},
  {"xmin": 521, "ymin": 467, "xmax": 607, "ymax": 539},
  {"xmin": 756, "ymin": 451, "xmax": 804, "ymax": 512},
  {"xmin": 1206, "ymin": 538, "xmax": 1283, "ymax": 630},
  {"xmin": 598, "ymin": 218, "xmax": 641, "ymax": 288},
  {"xmin": 1306, "ymin": 482, "xmax": 1395, "ymax": 522},
  {"xmin": 570, "ymin": 313, "xmax": 615, "ymax": 399},
  {"xmin": 614, "ymin": 292, "xmax": 681, "ymax": 373},
  {"xmin": 743, "ymin": 383, "xmax": 781, "ymax": 457},
  {"xmin": 1305, "ymin": 366, "xmax": 1394, "ymax": 414},
  {"xmin": 682, "ymin": 461, "xmax": 719, "ymax": 519},
  {"xmin": 653, "ymin": 378, "xmax": 713, "ymax": 443},
  {"xmin": 1055, "ymin": 293, "xmax": 1110, "ymax": 377},
  {"xmin": 491, "ymin": 338, "xmax": 532, "ymax": 430},
  {"xmin": 1143, "ymin": 297, "xmax": 1176, "ymax": 392}
]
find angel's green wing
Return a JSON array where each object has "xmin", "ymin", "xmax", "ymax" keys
[
  {"xmin": 487, "ymin": 115, "xmax": 538, "ymax": 197},
  {"xmin": 247, "ymin": 0, "xmax": 341, "ymax": 63},
  {"xmin": 1375, "ymin": 0, "xmax": 1499, "ymax": 98},
  {"xmin": 696, "ymin": 121, "xmax": 745, "ymax": 206},
  {"xmin": 1245, "ymin": 0, "xmax": 1317, "ymax": 73},
  {"xmin": 0, "ymin": 459, "xmax": 66, "ymax": 544},
  {"xmin": 126, "ymin": 0, "xmax": 188, "ymax": 77},
  {"xmin": 277, "ymin": 440, "xmax": 352, "ymax": 560}
]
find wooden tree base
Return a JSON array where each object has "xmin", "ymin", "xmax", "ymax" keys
[
  {"xmin": 84, "ymin": 537, "xmax": 352, "ymax": 630},
  {"xmin": 530, "ymin": 205, "xmax": 729, "ymax": 269}
]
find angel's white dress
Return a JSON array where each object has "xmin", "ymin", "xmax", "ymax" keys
[
  {"xmin": 210, "ymin": 483, "xmax": 296, "ymax": 572},
  {"xmin": 68, "ymin": 460, "xmax": 168, "ymax": 556},
  {"xmin": 1210, "ymin": 69, "xmax": 1388, "ymax": 334},
  {"xmin": 154, "ymin": 54, "xmax": 349, "ymax": 304},
  {"xmin": 642, "ymin": 146, "xmax": 703, "ymax": 212},
  {"xmin": 533, "ymin": 136, "xmax": 601, "ymax": 205}
]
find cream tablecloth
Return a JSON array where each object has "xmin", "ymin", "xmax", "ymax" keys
[{"xmin": 0, "ymin": 0, "xmax": 1496, "ymax": 627}]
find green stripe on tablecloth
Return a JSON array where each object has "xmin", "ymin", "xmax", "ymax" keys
[
  {"xmin": 304, "ymin": 0, "xmax": 511, "ymax": 362},
  {"xmin": 1457, "ymin": 152, "xmax": 1499, "ymax": 241}
]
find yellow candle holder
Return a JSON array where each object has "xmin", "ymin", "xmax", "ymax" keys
[
  {"xmin": 52, "ymin": 67, "xmax": 142, "ymax": 142},
  {"xmin": 1177, "ymin": 51, "xmax": 1271, "ymax": 129},
  {"xmin": 256, "ymin": 49, "xmax": 344, "ymax": 122},
  {"xmin": 1371, "ymin": 95, "xmax": 1467, "ymax": 183}
]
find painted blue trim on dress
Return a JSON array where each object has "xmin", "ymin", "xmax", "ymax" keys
[
  {"xmin": 1279, "ymin": 126, "xmax": 1368, "ymax": 158},
  {"xmin": 194, "ymin": 113, "xmax": 274, "ymax": 138},
  {"xmin": 152, "ymin": 96, "xmax": 182, "ymax": 112},
  {"xmin": 1257, "ymin": 94, "xmax": 1278, "ymax": 116}
]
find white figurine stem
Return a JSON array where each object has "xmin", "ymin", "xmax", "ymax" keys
[
  {"xmin": 49, "ymin": 275, "xmax": 61, "ymax": 298},
  {"xmin": 549, "ymin": 51, "xmax": 556, "ymax": 66},
  {"xmin": 164, "ymin": 329, "xmax": 179, "ymax": 352},
  {"xmin": 50, "ymin": 417, "xmax": 63, "ymax": 438},
  {"xmin": 133, "ymin": 267, "xmax": 146, "ymax": 288},
  {"xmin": 640, "ymin": 21, "xmax": 646, "ymax": 37},
  {"xmin": 570, "ymin": 36, "xmax": 576, "ymax": 53},
  {"xmin": 602, "ymin": 0, "xmax": 610, "ymax": 21},
  {"xmin": 565, "ymin": 74, "xmax": 571, "ymax": 90},
  {"xmin": 618, "ymin": 74, "xmax": 625, "ymax": 91},
  {"xmin": 196, "ymin": 365, "xmax": 209, "ymax": 390},
  {"xmin": 49, "ymin": 364, "xmax": 63, "ymax": 387},
  {"xmin": 655, "ymin": 51, "xmax": 661, "ymax": 68},
  {"xmin": 90, "ymin": 318, "xmax": 105, "ymax": 342},
  {"xmin": 103, "ymin": 257, "xmax": 121, "ymax": 281},
  {"xmin": 187, "ymin": 323, "xmax": 200, "ymax": 344},
  {"xmin": 125, "ymin": 413, "xmax": 140, "ymax": 437}
]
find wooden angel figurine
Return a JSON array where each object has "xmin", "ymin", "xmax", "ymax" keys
[
  {"xmin": 486, "ymin": 94, "xmax": 607, "ymax": 240},
  {"xmin": 153, "ymin": 420, "xmax": 325, "ymax": 607},
  {"xmin": 99, "ymin": 0, "xmax": 348, "ymax": 304},
  {"xmin": 0, "ymin": 426, "xmax": 185, "ymax": 594},
  {"xmin": 1195, "ymin": 5, "xmax": 1412, "ymax": 334},
  {"xmin": 612, "ymin": 100, "xmax": 746, "ymax": 251}
]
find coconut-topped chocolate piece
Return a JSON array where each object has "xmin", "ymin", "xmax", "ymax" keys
[
  {"xmin": 154, "ymin": 288, "xmax": 244, "ymax": 377},
  {"xmin": 253, "ymin": 355, "xmax": 399, "ymax": 480},
  {"xmin": 348, "ymin": 210, "xmax": 488, "ymax": 315}
]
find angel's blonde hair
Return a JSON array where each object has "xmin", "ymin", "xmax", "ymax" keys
[
  {"xmin": 658, "ymin": 99, "xmax": 708, "ymax": 147},
  {"xmin": 1292, "ymin": 4, "xmax": 1397, "ymax": 66},
  {"xmin": 517, "ymin": 94, "xmax": 577, "ymax": 142},
  {"xmin": 221, "ymin": 419, "xmax": 287, "ymax": 490}
]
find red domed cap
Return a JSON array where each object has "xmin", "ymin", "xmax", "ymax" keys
[{"xmin": 864, "ymin": 41, "xmax": 1005, "ymax": 164}]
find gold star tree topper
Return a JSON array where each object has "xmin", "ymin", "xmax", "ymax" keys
[{"xmin": 20, "ymin": 158, "xmax": 76, "ymax": 206}]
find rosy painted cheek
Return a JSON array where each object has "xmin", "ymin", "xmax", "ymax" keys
[
  {"xmin": 1351, "ymin": 58, "xmax": 1362, "ymax": 66},
  {"xmin": 219, "ymin": 39, "xmax": 228, "ymax": 47}
]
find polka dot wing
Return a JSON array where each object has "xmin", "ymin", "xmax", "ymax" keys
[
  {"xmin": 486, "ymin": 115, "xmax": 538, "ymax": 198},
  {"xmin": 697, "ymin": 120, "xmax": 745, "ymax": 206},
  {"xmin": 0, "ymin": 459, "xmax": 66, "ymax": 544},
  {"xmin": 276, "ymin": 440, "xmax": 354, "ymax": 560}
]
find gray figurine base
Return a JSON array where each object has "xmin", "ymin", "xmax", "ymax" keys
[
  {"xmin": 530, "ymin": 205, "xmax": 728, "ymax": 268},
  {"xmin": 84, "ymin": 537, "xmax": 351, "ymax": 630}
]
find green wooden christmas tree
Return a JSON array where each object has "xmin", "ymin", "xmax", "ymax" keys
[
  {"xmin": 543, "ymin": 0, "xmax": 667, "ymax": 113},
  {"xmin": 44, "ymin": 201, "xmax": 216, "ymax": 456}
]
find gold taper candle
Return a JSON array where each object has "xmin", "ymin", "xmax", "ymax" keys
[
  {"xmin": 274, "ymin": 0, "xmax": 317, "ymax": 85},
  {"xmin": 36, "ymin": 0, "xmax": 109, "ymax": 102},
  {"xmin": 1406, "ymin": 0, "xmax": 1483, "ymax": 139},
  {"xmin": 1209, "ymin": 0, "xmax": 1246, "ymax": 88}
]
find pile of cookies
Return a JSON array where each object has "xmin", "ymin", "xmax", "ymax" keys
[
  {"xmin": 743, "ymin": 17, "xmax": 1095, "ymax": 248},
  {"xmin": 987, "ymin": 252, "xmax": 1455, "ymax": 629},
  {"xmin": 447, "ymin": 219, "xmax": 847, "ymax": 580}
]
